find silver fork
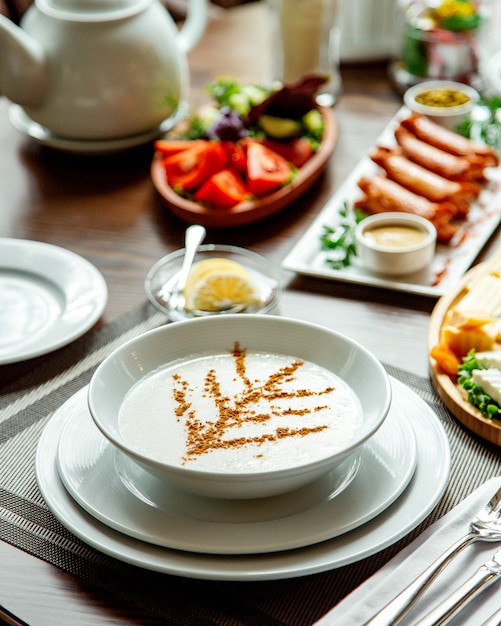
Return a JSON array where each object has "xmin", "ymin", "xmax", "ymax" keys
[{"xmin": 365, "ymin": 484, "xmax": 501, "ymax": 626}]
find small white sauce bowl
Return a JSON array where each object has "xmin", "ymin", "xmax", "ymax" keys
[
  {"xmin": 356, "ymin": 213, "xmax": 437, "ymax": 276},
  {"xmin": 403, "ymin": 80, "xmax": 479, "ymax": 130},
  {"xmin": 88, "ymin": 315, "xmax": 391, "ymax": 500}
]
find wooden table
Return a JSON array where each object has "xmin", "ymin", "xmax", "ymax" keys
[{"xmin": 0, "ymin": 3, "xmax": 499, "ymax": 624}]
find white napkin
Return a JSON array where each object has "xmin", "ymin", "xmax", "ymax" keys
[{"xmin": 315, "ymin": 476, "xmax": 501, "ymax": 626}]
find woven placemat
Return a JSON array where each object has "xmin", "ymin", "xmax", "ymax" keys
[{"xmin": 1, "ymin": 303, "xmax": 500, "ymax": 625}]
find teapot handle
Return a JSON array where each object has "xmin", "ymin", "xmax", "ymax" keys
[{"xmin": 176, "ymin": 0, "xmax": 208, "ymax": 53}]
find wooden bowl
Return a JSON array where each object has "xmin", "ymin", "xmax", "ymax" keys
[
  {"xmin": 428, "ymin": 264, "xmax": 501, "ymax": 446},
  {"xmin": 151, "ymin": 107, "xmax": 338, "ymax": 228}
]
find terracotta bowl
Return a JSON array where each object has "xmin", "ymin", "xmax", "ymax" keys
[{"xmin": 151, "ymin": 106, "xmax": 338, "ymax": 228}]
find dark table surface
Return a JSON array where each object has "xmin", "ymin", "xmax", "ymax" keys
[{"xmin": 1, "ymin": 3, "xmax": 500, "ymax": 624}]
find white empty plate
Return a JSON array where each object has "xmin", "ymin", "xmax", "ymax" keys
[{"xmin": 0, "ymin": 238, "xmax": 107, "ymax": 364}]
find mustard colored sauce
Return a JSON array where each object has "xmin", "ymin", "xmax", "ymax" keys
[
  {"xmin": 365, "ymin": 225, "xmax": 427, "ymax": 249},
  {"xmin": 415, "ymin": 89, "xmax": 470, "ymax": 108}
]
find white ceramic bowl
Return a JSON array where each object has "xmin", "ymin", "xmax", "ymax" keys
[
  {"xmin": 88, "ymin": 315, "xmax": 391, "ymax": 500},
  {"xmin": 403, "ymin": 80, "xmax": 479, "ymax": 130},
  {"xmin": 356, "ymin": 213, "xmax": 437, "ymax": 276}
]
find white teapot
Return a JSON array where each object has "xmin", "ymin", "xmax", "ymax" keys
[{"xmin": 0, "ymin": 0, "xmax": 207, "ymax": 141}]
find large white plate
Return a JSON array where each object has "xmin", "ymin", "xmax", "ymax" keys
[
  {"xmin": 282, "ymin": 106, "xmax": 501, "ymax": 298},
  {"xmin": 0, "ymin": 239, "xmax": 107, "ymax": 364},
  {"xmin": 35, "ymin": 377, "xmax": 450, "ymax": 580},
  {"xmin": 55, "ymin": 386, "xmax": 417, "ymax": 555}
]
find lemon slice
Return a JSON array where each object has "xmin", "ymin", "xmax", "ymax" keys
[{"xmin": 184, "ymin": 258, "xmax": 262, "ymax": 312}]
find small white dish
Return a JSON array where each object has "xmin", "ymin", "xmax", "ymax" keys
[
  {"xmin": 35, "ymin": 377, "xmax": 450, "ymax": 580},
  {"xmin": 56, "ymin": 386, "xmax": 416, "ymax": 554},
  {"xmin": 87, "ymin": 315, "xmax": 392, "ymax": 499},
  {"xmin": 145, "ymin": 244, "xmax": 282, "ymax": 322},
  {"xmin": 9, "ymin": 105, "xmax": 183, "ymax": 154},
  {"xmin": 403, "ymin": 80, "xmax": 479, "ymax": 131},
  {"xmin": 355, "ymin": 213, "xmax": 437, "ymax": 276},
  {"xmin": 0, "ymin": 238, "xmax": 107, "ymax": 364}
]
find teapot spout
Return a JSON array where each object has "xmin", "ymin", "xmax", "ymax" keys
[
  {"xmin": 176, "ymin": 0, "xmax": 208, "ymax": 54},
  {"xmin": 0, "ymin": 15, "xmax": 49, "ymax": 107}
]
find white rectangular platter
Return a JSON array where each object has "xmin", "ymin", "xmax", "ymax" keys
[{"xmin": 282, "ymin": 106, "xmax": 501, "ymax": 298}]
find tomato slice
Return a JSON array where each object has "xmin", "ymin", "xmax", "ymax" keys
[
  {"xmin": 245, "ymin": 142, "xmax": 292, "ymax": 197},
  {"xmin": 261, "ymin": 138, "xmax": 314, "ymax": 168},
  {"xmin": 162, "ymin": 142, "xmax": 228, "ymax": 191},
  {"xmin": 194, "ymin": 169, "xmax": 249, "ymax": 208},
  {"xmin": 221, "ymin": 141, "xmax": 247, "ymax": 175},
  {"xmin": 154, "ymin": 139, "xmax": 207, "ymax": 157}
]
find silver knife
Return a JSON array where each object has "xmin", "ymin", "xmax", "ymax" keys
[{"xmin": 415, "ymin": 547, "xmax": 501, "ymax": 626}]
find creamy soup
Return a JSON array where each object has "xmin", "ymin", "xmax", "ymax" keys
[
  {"xmin": 118, "ymin": 343, "xmax": 363, "ymax": 472},
  {"xmin": 365, "ymin": 225, "xmax": 427, "ymax": 249}
]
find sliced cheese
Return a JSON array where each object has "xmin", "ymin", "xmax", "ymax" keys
[
  {"xmin": 466, "ymin": 248, "xmax": 501, "ymax": 287},
  {"xmin": 457, "ymin": 275, "xmax": 501, "ymax": 316},
  {"xmin": 445, "ymin": 308, "xmax": 495, "ymax": 329},
  {"xmin": 471, "ymin": 369, "xmax": 501, "ymax": 406},
  {"xmin": 440, "ymin": 323, "xmax": 498, "ymax": 356},
  {"xmin": 475, "ymin": 350, "xmax": 501, "ymax": 369}
]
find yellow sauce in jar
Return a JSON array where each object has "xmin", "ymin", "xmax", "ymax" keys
[
  {"xmin": 415, "ymin": 89, "xmax": 470, "ymax": 108},
  {"xmin": 365, "ymin": 225, "xmax": 427, "ymax": 249}
]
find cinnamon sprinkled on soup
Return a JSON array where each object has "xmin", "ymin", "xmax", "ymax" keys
[{"xmin": 118, "ymin": 343, "xmax": 363, "ymax": 472}]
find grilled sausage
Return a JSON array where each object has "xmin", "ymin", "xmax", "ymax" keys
[
  {"xmin": 370, "ymin": 146, "xmax": 480, "ymax": 218},
  {"xmin": 355, "ymin": 174, "xmax": 458, "ymax": 243},
  {"xmin": 401, "ymin": 113, "xmax": 499, "ymax": 167},
  {"xmin": 395, "ymin": 126, "xmax": 487, "ymax": 182}
]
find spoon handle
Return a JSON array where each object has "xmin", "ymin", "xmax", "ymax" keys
[
  {"xmin": 177, "ymin": 224, "xmax": 206, "ymax": 289},
  {"xmin": 364, "ymin": 533, "xmax": 476, "ymax": 626}
]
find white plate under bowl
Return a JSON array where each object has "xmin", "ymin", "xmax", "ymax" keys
[
  {"xmin": 0, "ymin": 238, "xmax": 107, "ymax": 364},
  {"xmin": 144, "ymin": 244, "xmax": 282, "ymax": 322},
  {"xmin": 56, "ymin": 385, "xmax": 417, "ymax": 555},
  {"xmin": 35, "ymin": 377, "xmax": 449, "ymax": 580}
]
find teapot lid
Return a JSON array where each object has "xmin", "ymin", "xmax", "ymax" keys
[{"xmin": 36, "ymin": 0, "xmax": 152, "ymax": 20}]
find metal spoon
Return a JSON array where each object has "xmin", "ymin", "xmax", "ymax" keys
[{"xmin": 158, "ymin": 224, "xmax": 206, "ymax": 309}]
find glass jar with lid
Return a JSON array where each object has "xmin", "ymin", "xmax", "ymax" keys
[{"xmin": 390, "ymin": 0, "xmax": 491, "ymax": 92}]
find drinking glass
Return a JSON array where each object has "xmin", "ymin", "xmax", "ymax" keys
[{"xmin": 268, "ymin": 0, "xmax": 342, "ymax": 106}]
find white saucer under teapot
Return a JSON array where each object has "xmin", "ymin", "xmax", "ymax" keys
[{"xmin": 0, "ymin": 0, "xmax": 207, "ymax": 143}]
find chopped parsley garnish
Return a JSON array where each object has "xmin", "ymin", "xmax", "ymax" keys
[
  {"xmin": 457, "ymin": 349, "xmax": 501, "ymax": 421},
  {"xmin": 456, "ymin": 96, "xmax": 501, "ymax": 151},
  {"xmin": 320, "ymin": 203, "xmax": 367, "ymax": 269}
]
